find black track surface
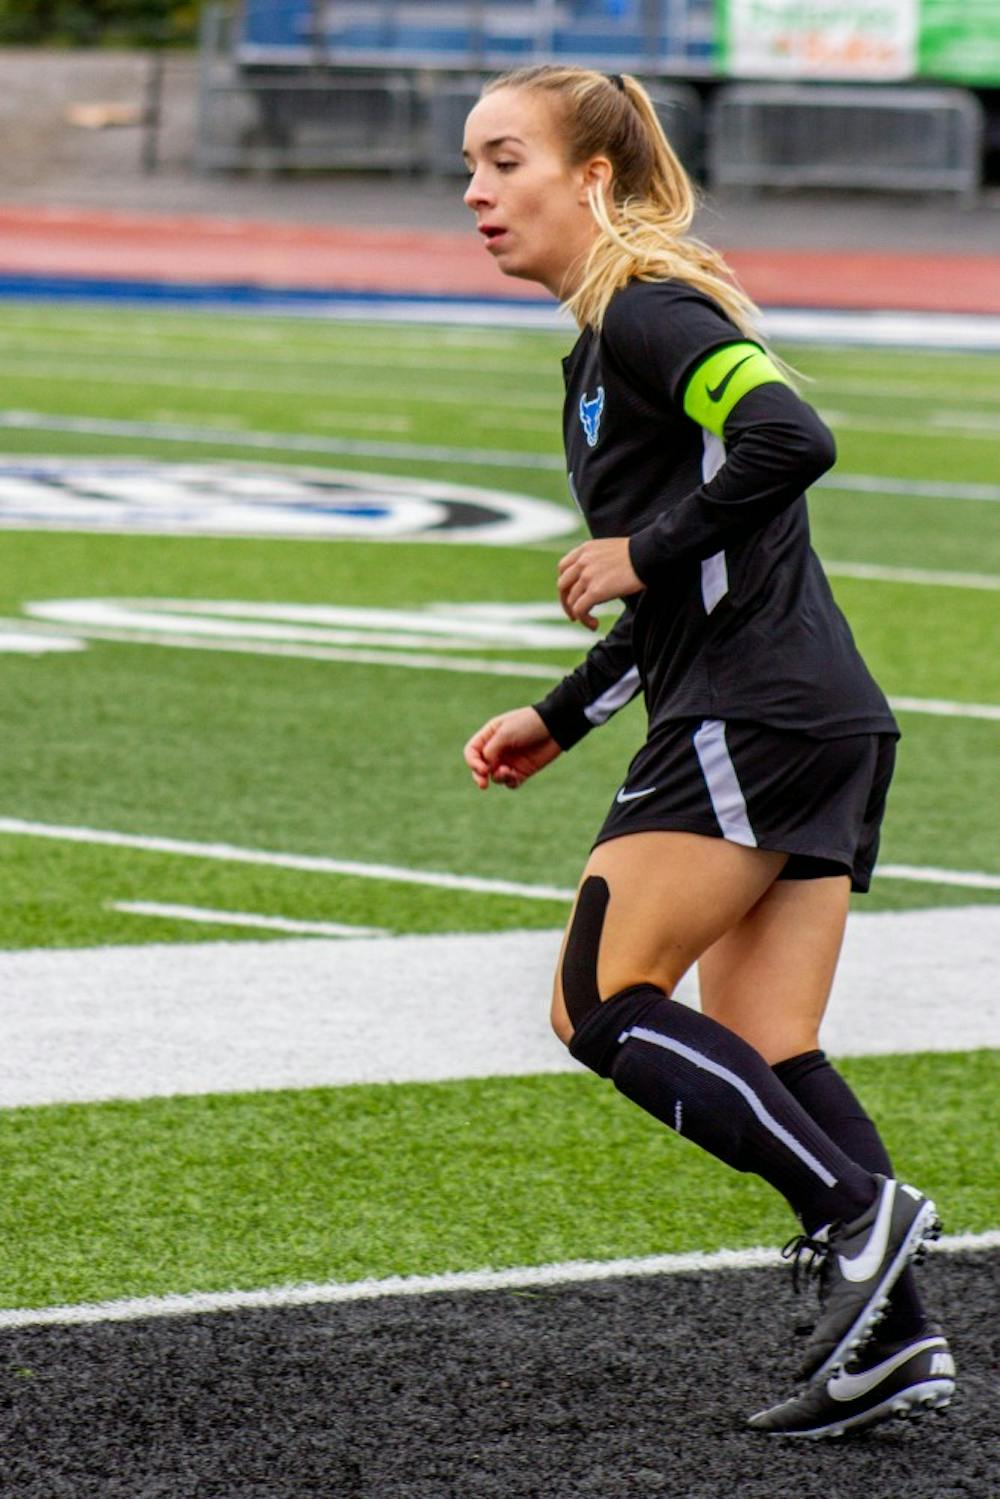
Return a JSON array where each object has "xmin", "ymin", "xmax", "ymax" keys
[{"xmin": 1, "ymin": 1252, "xmax": 996, "ymax": 1498}]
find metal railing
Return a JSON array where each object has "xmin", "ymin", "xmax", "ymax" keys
[{"xmin": 710, "ymin": 85, "xmax": 985, "ymax": 202}]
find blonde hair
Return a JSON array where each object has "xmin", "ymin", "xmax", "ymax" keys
[{"xmin": 482, "ymin": 65, "xmax": 760, "ymax": 337}]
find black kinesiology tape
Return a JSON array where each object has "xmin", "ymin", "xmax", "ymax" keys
[{"xmin": 561, "ymin": 875, "xmax": 609, "ymax": 1028}]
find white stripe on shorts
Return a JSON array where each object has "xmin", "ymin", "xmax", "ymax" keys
[
  {"xmin": 621, "ymin": 1024, "xmax": 839, "ymax": 1188},
  {"xmin": 692, "ymin": 718, "xmax": 757, "ymax": 847}
]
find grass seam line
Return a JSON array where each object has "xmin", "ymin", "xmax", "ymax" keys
[{"xmin": 1, "ymin": 1232, "xmax": 997, "ymax": 1331}]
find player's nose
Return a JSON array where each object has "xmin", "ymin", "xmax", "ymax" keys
[{"xmin": 463, "ymin": 166, "xmax": 493, "ymax": 210}]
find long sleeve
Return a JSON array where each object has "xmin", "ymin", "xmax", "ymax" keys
[
  {"xmin": 532, "ymin": 605, "xmax": 641, "ymax": 750},
  {"xmin": 628, "ymin": 382, "xmax": 836, "ymax": 581}
]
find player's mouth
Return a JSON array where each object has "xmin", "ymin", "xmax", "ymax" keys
[{"xmin": 478, "ymin": 224, "xmax": 509, "ymax": 251}]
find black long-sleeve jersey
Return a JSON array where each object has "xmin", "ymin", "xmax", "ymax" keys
[{"xmin": 534, "ymin": 278, "xmax": 898, "ymax": 751}]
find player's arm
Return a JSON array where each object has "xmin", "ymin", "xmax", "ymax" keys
[
  {"xmin": 628, "ymin": 341, "xmax": 835, "ymax": 580},
  {"xmin": 464, "ymin": 608, "xmax": 639, "ymax": 787},
  {"xmin": 531, "ymin": 605, "xmax": 640, "ymax": 750}
]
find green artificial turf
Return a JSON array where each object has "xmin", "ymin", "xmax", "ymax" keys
[
  {"xmin": 0, "ymin": 1052, "xmax": 995, "ymax": 1311},
  {"xmin": 0, "ymin": 304, "xmax": 996, "ymax": 1312}
]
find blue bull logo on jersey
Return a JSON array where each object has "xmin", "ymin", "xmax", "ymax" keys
[{"xmin": 579, "ymin": 386, "xmax": 605, "ymax": 448}]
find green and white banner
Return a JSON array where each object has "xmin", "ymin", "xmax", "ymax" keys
[{"xmin": 720, "ymin": 0, "xmax": 1000, "ymax": 83}]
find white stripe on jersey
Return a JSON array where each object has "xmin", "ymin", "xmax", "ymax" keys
[
  {"xmin": 693, "ymin": 718, "xmax": 758, "ymax": 847},
  {"xmin": 700, "ymin": 429, "xmax": 729, "ymax": 615},
  {"xmin": 584, "ymin": 664, "xmax": 642, "ymax": 725}
]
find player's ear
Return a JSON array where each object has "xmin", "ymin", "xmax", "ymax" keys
[{"xmin": 578, "ymin": 155, "xmax": 613, "ymax": 203}]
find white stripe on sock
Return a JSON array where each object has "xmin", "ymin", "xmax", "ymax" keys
[{"xmin": 624, "ymin": 1023, "xmax": 839, "ymax": 1189}]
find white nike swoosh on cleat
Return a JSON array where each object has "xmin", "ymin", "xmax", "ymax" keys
[
  {"xmin": 838, "ymin": 1179, "xmax": 897, "ymax": 1283},
  {"xmin": 616, "ymin": 785, "xmax": 657, "ymax": 803},
  {"xmin": 827, "ymin": 1339, "xmax": 946, "ymax": 1402}
]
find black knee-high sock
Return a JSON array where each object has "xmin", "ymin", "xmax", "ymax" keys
[
  {"xmin": 568, "ymin": 986, "xmax": 877, "ymax": 1233},
  {"xmin": 773, "ymin": 1049, "xmax": 928, "ymax": 1340}
]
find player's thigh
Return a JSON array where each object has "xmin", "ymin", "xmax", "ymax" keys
[
  {"xmin": 697, "ymin": 874, "xmax": 851, "ymax": 1065},
  {"xmin": 551, "ymin": 830, "xmax": 786, "ymax": 1043}
]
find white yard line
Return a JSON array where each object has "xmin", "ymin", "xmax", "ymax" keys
[
  {"xmin": 1, "ymin": 1231, "xmax": 996, "ymax": 1331},
  {"xmin": 889, "ymin": 696, "xmax": 1000, "ymax": 723},
  {"xmin": 111, "ymin": 901, "xmax": 387, "ymax": 939},
  {"xmin": 878, "ymin": 863, "xmax": 1000, "ymax": 891},
  {"xmin": 0, "ymin": 817, "xmax": 576, "ymax": 901},
  {"xmin": 2, "ymin": 816, "xmax": 1000, "ymax": 895},
  {"xmin": 3, "ymin": 411, "xmax": 1000, "ymax": 505},
  {"xmin": 826, "ymin": 561, "xmax": 1000, "ymax": 591}
]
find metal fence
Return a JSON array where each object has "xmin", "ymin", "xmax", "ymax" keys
[{"xmin": 710, "ymin": 85, "xmax": 985, "ymax": 202}]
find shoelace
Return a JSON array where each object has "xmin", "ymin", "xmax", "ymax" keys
[{"xmin": 781, "ymin": 1230, "xmax": 832, "ymax": 1297}]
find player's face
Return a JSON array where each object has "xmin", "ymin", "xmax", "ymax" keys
[{"xmin": 462, "ymin": 88, "xmax": 605, "ymax": 298}]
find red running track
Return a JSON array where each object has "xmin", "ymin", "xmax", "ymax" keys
[{"xmin": 0, "ymin": 204, "xmax": 998, "ymax": 313}]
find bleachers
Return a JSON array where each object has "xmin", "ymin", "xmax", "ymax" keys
[
  {"xmin": 196, "ymin": 1, "xmax": 986, "ymax": 197},
  {"xmin": 236, "ymin": 1, "xmax": 716, "ymax": 75}
]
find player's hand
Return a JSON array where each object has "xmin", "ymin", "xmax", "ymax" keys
[
  {"xmin": 463, "ymin": 706, "xmax": 562, "ymax": 791},
  {"xmin": 557, "ymin": 537, "xmax": 644, "ymax": 630}
]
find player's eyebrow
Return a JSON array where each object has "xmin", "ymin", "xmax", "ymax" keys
[{"xmin": 463, "ymin": 134, "xmax": 527, "ymax": 163}]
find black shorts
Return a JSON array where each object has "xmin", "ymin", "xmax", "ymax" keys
[{"xmin": 593, "ymin": 719, "xmax": 897, "ymax": 894}]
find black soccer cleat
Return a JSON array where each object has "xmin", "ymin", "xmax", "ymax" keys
[
  {"xmin": 747, "ymin": 1325, "xmax": 956, "ymax": 1438},
  {"xmin": 788, "ymin": 1175, "xmax": 941, "ymax": 1384}
]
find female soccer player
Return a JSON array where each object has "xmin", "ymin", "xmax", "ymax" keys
[{"xmin": 461, "ymin": 66, "xmax": 954, "ymax": 1437}]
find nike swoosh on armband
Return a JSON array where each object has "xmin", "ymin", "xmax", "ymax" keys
[{"xmin": 707, "ymin": 353, "xmax": 755, "ymax": 403}]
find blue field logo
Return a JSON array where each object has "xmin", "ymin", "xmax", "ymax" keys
[
  {"xmin": 579, "ymin": 386, "xmax": 605, "ymax": 448},
  {"xmin": 0, "ymin": 460, "xmax": 576, "ymax": 546}
]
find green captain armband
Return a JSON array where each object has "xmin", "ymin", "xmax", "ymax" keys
[{"xmin": 682, "ymin": 341, "xmax": 790, "ymax": 438}]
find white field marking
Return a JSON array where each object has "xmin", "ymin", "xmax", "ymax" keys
[
  {"xmin": 0, "ymin": 331, "xmax": 566, "ymax": 382},
  {"xmin": 14, "ymin": 619, "xmax": 1000, "ymax": 722},
  {"xmin": 2, "ymin": 624, "xmax": 565, "ymax": 679},
  {"xmin": 6, "ymin": 296, "xmax": 998, "ymax": 349},
  {"xmin": 16, "ymin": 595, "xmax": 1000, "ymax": 720},
  {"xmin": 879, "ymin": 863, "xmax": 1000, "ymax": 891},
  {"xmin": 0, "ymin": 355, "xmax": 556, "ymax": 415},
  {"xmin": 820, "ymin": 473, "xmax": 1000, "ymax": 504},
  {"xmin": 758, "ymin": 308, "xmax": 1000, "ymax": 352},
  {"xmin": 5, "ymin": 410, "xmax": 1000, "ymax": 508},
  {"xmin": 28, "ymin": 598, "xmax": 588, "ymax": 651},
  {"xmin": 2, "ymin": 907, "xmax": 999, "ymax": 1108},
  {"xmin": 817, "ymin": 376, "xmax": 1000, "ymax": 406},
  {"xmin": 2, "ymin": 1231, "xmax": 997, "ymax": 1331},
  {"xmin": 0, "ymin": 409, "xmax": 567, "ymax": 473},
  {"xmin": 889, "ymin": 696, "xmax": 1000, "ymax": 723},
  {"xmin": 826, "ymin": 560, "xmax": 1000, "ymax": 591},
  {"xmin": 2, "ymin": 816, "xmax": 1000, "ymax": 904},
  {"xmin": 0, "ymin": 818, "xmax": 577, "ymax": 901},
  {"xmin": 821, "ymin": 409, "xmax": 1000, "ymax": 443},
  {"xmin": 110, "ymin": 901, "xmax": 387, "ymax": 939},
  {"xmin": 0, "ymin": 628, "xmax": 83, "ymax": 654}
]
